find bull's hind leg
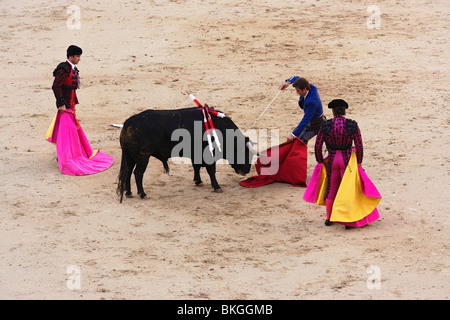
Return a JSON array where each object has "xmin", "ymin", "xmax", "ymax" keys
[
  {"xmin": 193, "ymin": 164, "xmax": 203, "ymax": 186},
  {"xmin": 125, "ymin": 157, "xmax": 136, "ymax": 198},
  {"xmin": 134, "ymin": 156, "xmax": 150, "ymax": 199}
]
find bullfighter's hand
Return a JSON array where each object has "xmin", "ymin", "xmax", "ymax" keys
[{"xmin": 280, "ymin": 81, "xmax": 290, "ymax": 90}]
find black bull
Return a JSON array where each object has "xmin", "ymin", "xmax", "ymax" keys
[{"xmin": 116, "ymin": 108, "xmax": 259, "ymax": 203}]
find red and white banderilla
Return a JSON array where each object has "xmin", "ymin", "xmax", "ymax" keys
[{"xmin": 187, "ymin": 92, "xmax": 225, "ymax": 156}]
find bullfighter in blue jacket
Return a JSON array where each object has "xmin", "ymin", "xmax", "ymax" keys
[{"xmin": 281, "ymin": 76, "xmax": 325, "ymax": 144}]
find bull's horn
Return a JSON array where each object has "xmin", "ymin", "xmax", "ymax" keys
[{"xmin": 246, "ymin": 141, "xmax": 260, "ymax": 156}]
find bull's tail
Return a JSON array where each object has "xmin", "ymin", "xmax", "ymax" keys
[
  {"xmin": 116, "ymin": 147, "xmax": 129, "ymax": 203},
  {"xmin": 162, "ymin": 160, "xmax": 170, "ymax": 175},
  {"xmin": 117, "ymin": 126, "xmax": 132, "ymax": 203}
]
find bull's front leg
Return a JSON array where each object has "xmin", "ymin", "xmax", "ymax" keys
[
  {"xmin": 205, "ymin": 162, "xmax": 223, "ymax": 193},
  {"xmin": 192, "ymin": 164, "xmax": 203, "ymax": 186}
]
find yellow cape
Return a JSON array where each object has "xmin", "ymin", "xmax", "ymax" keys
[
  {"xmin": 315, "ymin": 152, "xmax": 381, "ymax": 222},
  {"xmin": 45, "ymin": 113, "xmax": 57, "ymax": 142}
]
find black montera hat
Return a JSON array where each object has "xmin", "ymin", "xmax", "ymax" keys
[
  {"xmin": 328, "ymin": 99, "xmax": 348, "ymax": 109},
  {"xmin": 67, "ymin": 45, "xmax": 82, "ymax": 57}
]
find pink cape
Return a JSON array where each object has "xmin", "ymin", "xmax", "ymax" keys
[
  {"xmin": 239, "ymin": 138, "xmax": 307, "ymax": 188},
  {"xmin": 46, "ymin": 110, "xmax": 113, "ymax": 176},
  {"xmin": 303, "ymin": 156, "xmax": 381, "ymax": 227}
]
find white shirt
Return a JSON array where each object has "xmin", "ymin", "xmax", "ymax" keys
[
  {"xmin": 66, "ymin": 60, "xmax": 76, "ymax": 70},
  {"xmin": 303, "ymin": 90, "xmax": 309, "ymax": 100}
]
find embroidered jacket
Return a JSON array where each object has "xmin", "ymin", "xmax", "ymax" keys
[
  {"xmin": 314, "ymin": 116, "xmax": 363, "ymax": 199},
  {"xmin": 52, "ymin": 61, "xmax": 79, "ymax": 109}
]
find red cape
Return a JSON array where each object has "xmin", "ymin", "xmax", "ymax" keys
[{"xmin": 239, "ymin": 138, "xmax": 307, "ymax": 188}]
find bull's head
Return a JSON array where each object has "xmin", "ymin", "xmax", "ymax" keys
[{"xmin": 228, "ymin": 137, "xmax": 262, "ymax": 176}]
